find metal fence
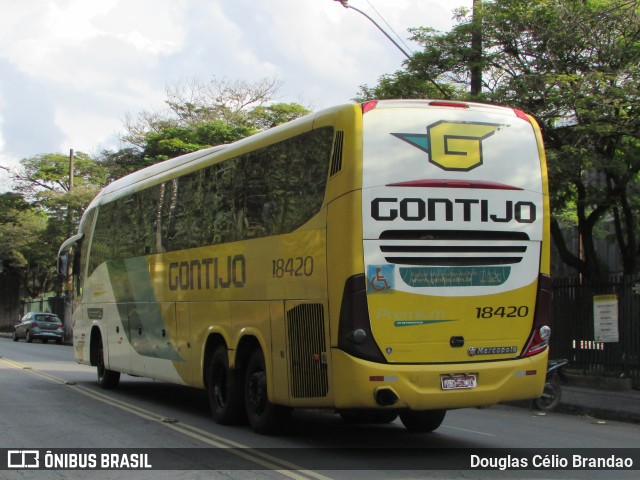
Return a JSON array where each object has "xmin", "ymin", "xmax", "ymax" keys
[{"xmin": 550, "ymin": 275, "xmax": 640, "ymax": 387}]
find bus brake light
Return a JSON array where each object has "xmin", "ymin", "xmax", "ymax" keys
[
  {"xmin": 362, "ymin": 100, "xmax": 378, "ymax": 114},
  {"xmin": 522, "ymin": 274, "xmax": 552, "ymax": 357}
]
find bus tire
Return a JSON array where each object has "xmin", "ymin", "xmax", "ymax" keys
[
  {"xmin": 207, "ymin": 345, "xmax": 245, "ymax": 425},
  {"xmin": 244, "ymin": 349, "xmax": 291, "ymax": 434},
  {"xmin": 339, "ymin": 410, "xmax": 399, "ymax": 424},
  {"xmin": 96, "ymin": 336, "xmax": 120, "ymax": 389},
  {"xmin": 399, "ymin": 409, "xmax": 446, "ymax": 433}
]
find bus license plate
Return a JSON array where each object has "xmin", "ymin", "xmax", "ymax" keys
[{"xmin": 441, "ymin": 374, "xmax": 477, "ymax": 390}]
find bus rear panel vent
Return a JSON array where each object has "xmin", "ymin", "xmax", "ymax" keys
[{"xmin": 286, "ymin": 303, "xmax": 329, "ymax": 398}]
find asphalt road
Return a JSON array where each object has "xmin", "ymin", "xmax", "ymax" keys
[{"xmin": 1, "ymin": 337, "xmax": 638, "ymax": 480}]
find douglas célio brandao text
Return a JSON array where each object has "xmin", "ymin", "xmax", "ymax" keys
[{"xmin": 470, "ymin": 453, "xmax": 634, "ymax": 470}]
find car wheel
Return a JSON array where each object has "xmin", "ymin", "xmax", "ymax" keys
[
  {"xmin": 13, "ymin": 330, "xmax": 19, "ymax": 342},
  {"xmin": 26, "ymin": 331, "xmax": 33, "ymax": 343}
]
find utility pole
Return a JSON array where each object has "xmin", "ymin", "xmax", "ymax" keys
[
  {"xmin": 69, "ymin": 148, "xmax": 74, "ymax": 191},
  {"xmin": 64, "ymin": 148, "xmax": 75, "ymax": 344},
  {"xmin": 470, "ymin": 0, "xmax": 483, "ymax": 96}
]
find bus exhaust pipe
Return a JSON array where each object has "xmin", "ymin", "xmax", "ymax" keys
[{"xmin": 374, "ymin": 387, "xmax": 399, "ymax": 406}]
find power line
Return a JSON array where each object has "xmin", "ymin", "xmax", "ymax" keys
[{"xmin": 365, "ymin": 0, "xmax": 414, "ymax": 55}]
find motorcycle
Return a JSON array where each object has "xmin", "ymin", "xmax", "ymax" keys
[{"xmin": 534, "ymin": 358, "xmax": 569, "ymax": 412}]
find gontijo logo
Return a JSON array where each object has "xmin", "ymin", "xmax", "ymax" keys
[{"xmin": 392, "ymin": 121, "xmax": 501, "ymax": 171}]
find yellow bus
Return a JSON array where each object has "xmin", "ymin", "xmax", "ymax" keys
[{"xmin": 58, "ymin": 99, "xmax": 551, "ymax": 434}]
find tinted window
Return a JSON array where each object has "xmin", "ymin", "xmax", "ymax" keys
[{"xmin": 88, "ymin": 127, "xmax": 333, "ymax": 273}]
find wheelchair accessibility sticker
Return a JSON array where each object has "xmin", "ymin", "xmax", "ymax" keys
[{"xmin": 367, "ymin": 265, "xmax": 395, "ymax": 293}]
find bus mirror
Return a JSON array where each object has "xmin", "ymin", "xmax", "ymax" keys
[{"xmin": 57, "ymin": 253, "xmax": 69, "ymax": 277}]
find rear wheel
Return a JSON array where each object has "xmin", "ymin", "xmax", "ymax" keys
[
  {"xmin": 26, "ymin": 331, "xmax": 33, "ymax": 343},
  {"xmin": 399, "ymin": 409, "xmax": 446, "ymax": 433},
  {"xmin": 244, "ymin": 349, "xmax": 291, "ymax": 434},
  {"xmin": 339, "ymin": 410, "xmax": 399, "ymax": 424},
  {"xmin": 96, "ymin": 335, "xmax": 120, "ymax": 389},
  {"xmin": 12, "ymin": 330, "xmax": 18, "ymax": 342},
  {"xmin": 207, "ymin": 345, "xmax": 245, "ymax": 425}
]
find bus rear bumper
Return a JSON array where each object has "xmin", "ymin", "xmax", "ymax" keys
[{"xmin": 331, "ymin": 348, "xmax": 548, "ymax": 410}]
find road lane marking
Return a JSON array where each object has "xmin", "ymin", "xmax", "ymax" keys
[
  {"xmin": 0, "ymin": 356, "xmax": 332, "ymax": 480},
  {"xmin": 441, "ymin": 425, "xmax": 496, "ymax": 437}
]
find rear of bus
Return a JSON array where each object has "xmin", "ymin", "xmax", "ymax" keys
[{"xmin": 333, "ymin": 100, "xmax": 551, "ymax": 420}]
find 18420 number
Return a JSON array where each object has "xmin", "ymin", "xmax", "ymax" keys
[
  {"xmin": 272, "ymin": 256, "xmax": 314, "ymax": 278},
  {"xmin": 475, "ymin": 305, "xmax": 529, "ymax": 319}
]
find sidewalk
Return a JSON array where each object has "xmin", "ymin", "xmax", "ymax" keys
[
  {"xmin": 507, "ymin": 375, "xmax": 640, "ymax": 424},
  {"xmin": 549, "ymin": 384, "xmax": 640, "ymax": 424}
]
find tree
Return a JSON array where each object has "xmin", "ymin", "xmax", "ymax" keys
[
  {"xmin": 12, "ymin": 152, "xmax": 108, "ymax": 200},
  {"xmin": 357, "ymin": 0, "xmax": 640, "ymax": 280},
  {"xmin": 107, "ymin": 77, "xmax": 311, "ymax": 180},
  {"xmin": 123, "ymin": 76, "xmax": 295, "ymax": 148},
  {"xmin": 5, "ymin": 152, "xmax": 108, "ymax": 300},
  {"xmin": 0, "ymin": 192, "xmax": 51, "ymax": 299}
]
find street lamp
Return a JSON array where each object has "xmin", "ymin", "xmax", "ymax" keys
[{"xmin": 333, "ymin": 0, "xmax": 411, "ymax": 59}]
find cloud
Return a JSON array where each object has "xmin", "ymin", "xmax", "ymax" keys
[{"xmin": 0, "ymin": 0, "xmax": 472, "ymax": 193}]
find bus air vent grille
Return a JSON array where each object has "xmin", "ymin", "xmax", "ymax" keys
[
  {"xmin": 379, "ymin": 230, "xmax": 529, "ymax": 267},
  {"xmin": 287, "ymin": 303, "xmax": 329, "ymax": 398},
  {"xmin": 330, "ymin": 131, "xmax": 344, "ymax": 177}
]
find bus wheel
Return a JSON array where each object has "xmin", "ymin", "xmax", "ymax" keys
[
  {"xmin": 244, "ymin": 349, "xmax": 291, "ymax": 434},
  {"xmin": 399, "ymin": 409, "xmax": 446, "ymax": 433},
  {"xmin": 96, "ymin": 336, "xmax": 120, "ymax": 389},
  {"xmin": 207, "ymin": 346, "xmax": 245, "ymax": 425}
]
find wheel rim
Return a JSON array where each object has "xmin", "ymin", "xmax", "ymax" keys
[
  {"xmin": 213, "ymin": 364, "xmax": 228, "ymax": 410},
  {"xmin": 247, "ymin": 369, "xmax": 267, "ymax": 415}
]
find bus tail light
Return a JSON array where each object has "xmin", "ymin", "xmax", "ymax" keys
[
  {"xmin": 362, "ymin": 100, "xmax": 378, "ymax": 114},
  {"xmin": 522, "ymin": 274, "xmax": 552, "ymax": 357},
  {"xmin": 338, "ymin": 275, "xmax": 387, "ymax": 363},
  {"xmin": 513, "ymin": 108, "xmax": 532, "ymax": 124}
]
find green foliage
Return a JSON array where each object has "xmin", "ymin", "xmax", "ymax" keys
[
  {"xmin": 111, "ymin": 78, "xmax": 309, "ymax": 177},
  {"xmin": 245, "ymin": 103, "xmax": 311, "ymax": 130},
  {"xmin": 354, "ymin": 69, "xmax": 459, "ymax": 102},
  {"xmin": 3, "ymin": 153, "xmax": 107, "ymax": 298},
  {"xmin": 15, "ymin": 152, "xmax": 108, "ymax": 199}
]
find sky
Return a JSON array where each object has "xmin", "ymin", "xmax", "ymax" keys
[{"xmin": 0, "ymin": 0, "xmax": 473, "ymax": 190}]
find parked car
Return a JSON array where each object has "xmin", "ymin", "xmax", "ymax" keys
[{"xmin": 13, "ymin": 312, "xmax": 64, "ymax": 344}]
